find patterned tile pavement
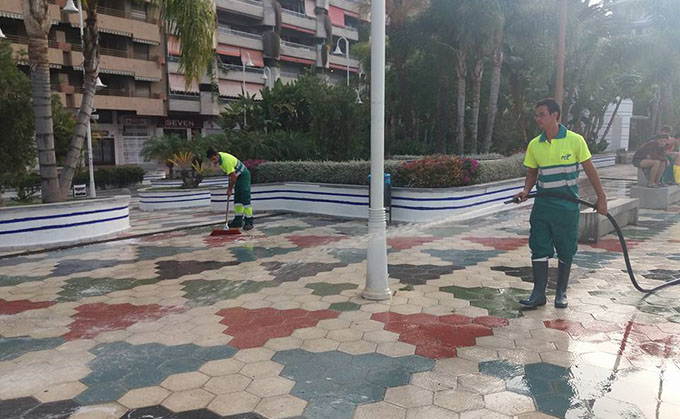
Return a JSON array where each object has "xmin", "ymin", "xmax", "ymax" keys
[{"xmin": 2, "ymin": 191, "xmax": 680, "ymax": 418}]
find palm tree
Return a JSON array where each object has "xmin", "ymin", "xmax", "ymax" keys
[{"xmin": 23, "ymin": 0, "xmax": 215, "ymax": 203}]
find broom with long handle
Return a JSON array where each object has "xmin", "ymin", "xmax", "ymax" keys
[{"xmin": 210, "ymin": 180, "xmax": 241, "ymax": 236}]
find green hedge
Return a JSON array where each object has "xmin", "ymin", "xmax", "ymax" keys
[
  {"xmin": 73, "ymin": 165, "xmax": 145, "ymax": 189},
  {"xmin": 252, "ymin": 154, "xmax": 526, "ymax": 187}
]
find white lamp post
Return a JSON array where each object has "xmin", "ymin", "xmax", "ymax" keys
[
  {"xmin": 333, "ymin": 36, "xmax": 350, "ymax": 86},
  {"xmin": 262, "ymin": 66, "xmax": 272, "ymax": 89},
  {"xmin": 63, "ymin": 0, "xmax": 100, "ymax": 198},
  {"xmin": 242, "ymin": 52, "xmax": 254, "ymax": 126},
  {"xmin": 363, "ymin": 0, "xmax": 390, "ymax": 300}
]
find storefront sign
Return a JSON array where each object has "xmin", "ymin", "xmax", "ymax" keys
[{"xmin": 162, "ymin": 118, "xmax": 197, "ymax": 129}]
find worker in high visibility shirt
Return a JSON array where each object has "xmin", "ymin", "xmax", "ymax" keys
[
  {"xmin": 513, "ymin": 98, "xmax": 607, "ymax": 309},
  {"xmin": 207, "ymin": 148, "xmax": 254, "ymax": 231}
]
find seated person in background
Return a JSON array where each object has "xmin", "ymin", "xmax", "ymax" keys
[
  {"xmin": 666, "ymin": 135, "xmax": 680, "ymax": 184},
  {"xmin": 632, "ymin": 134, "xmax": 670, "ymax": 187}
]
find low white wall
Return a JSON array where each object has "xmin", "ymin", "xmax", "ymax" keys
[
  {"xmin": 592, "ymin": 153, "xmax": 616, "ymax": 168},
  {"xmin": 211, "ymin": 179, "xmax": 529, "ymax": 223},
  {"xmin": 151, "ymin": 176, "xmax": 230, "ymax": 188},
  {"xmin": 139, "ymin": 189, "xmax": 212, "ymax": 211},
  {"xmin": 0, "ymin": 196, "xmax": 130, "ymax": 249}
]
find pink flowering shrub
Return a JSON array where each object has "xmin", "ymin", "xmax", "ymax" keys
[{"xmin": 393, "ymin": 155, "xmax": 480, "ymax": 188}]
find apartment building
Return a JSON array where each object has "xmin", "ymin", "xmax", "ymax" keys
[
  {"xmin": 1, "ymin": 0, "xmax": 364, "ymax": 167},
  {"xmin": 165, "ymin": 0, "xmax": 364, "ymax": 138}
]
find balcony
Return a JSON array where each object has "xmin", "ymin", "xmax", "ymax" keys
[
  {"xmin": 219, "ymin": 63, "xmax": 267, "ymax": 84},
  {"xmin": 71, "ymin": 49, "xmax": 162, "ymax": 81},
  {"xmin": 52, "ymin": 87, "xmax": 164, "ymax": 116},
  {"xmin": 217, "ymin": 26, "xmax": 263, "ymax": 50},
  {"xmin": 281, "ymin": 8, "xmax": 316, "ymax": 32},
  {"xmin": 5, "ymin": 34, "xmax": 66, "ymax": 67},
  {"xmin": 332, "ymin": 25, "xmax": 359, "ymax": 41},
  {"xmin": 329, "ymin": 53, "xmax": 360, "ymax": 70},
  {"xmin": 280, "ymin": 40, "xmax": 316, "ymax": 61},
  {"xmin": 215, "ymin": 0, "xmax": 264, "ymax": 19}
]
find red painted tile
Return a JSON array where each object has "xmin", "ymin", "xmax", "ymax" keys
[
  {"xmin": 285, "ymin": 235, "xmax": 346, "ymax": 248},
  {"xmin": 585, "ymin": 238, "xmax": 642, "ymax": 253},
  {"xmin": 463, "ymin": 237, "xmax": 529, "ymax": 251},
  {"xmin": 374, "ymin": 312, "xmax": 508, "ymax": 359},
  {"xmin": 440, "ymin": 314, "xmax": 473, "ymax": 325},
  {"xmin": 217, "ymin": 307, "xmax": 340, "ymax": 349},
  {"xmin": 63, "ymin": 303, "xmax": 186, "ymax": 340},
  {"xmin": 387, "ymin": 236, "xmax": 439, "ymax": 250},
  {"xmin": 0, "ymin": 299, "xmax": 55, "ymax": 315}
]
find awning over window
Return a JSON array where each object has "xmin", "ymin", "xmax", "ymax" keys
[
  {"xmin": 329, "ymin": 6, "xmax": 345, "ymax": 27},
  {"xmin": 218, "ymin": 80, "xmax": 262, "ymax": 99},
  {"xmin": 169, "ymin": 73, "xmax": 198, "ymax": 93},
  {"xmin": 281, "ymin": 55, "xmax": 315, "ymax": 66},
  {"xmin": 217, "ymin": 44, "xmax": 240, "ymax": 57},
  {"xmin": 167, "ymin": 36, "xmax": 181, "ymax": 56},
  {"xmin": 240, "ymin": 49, "xmax": 264, "ymax": 67}
]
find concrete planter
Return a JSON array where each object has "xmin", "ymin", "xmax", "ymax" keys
[
  {"xmin": 0, "ymin": 196, "xmax": 130, "ymax": 249},
  {"xmin": 211, "ymin": 178, "xmax": 528, "ymax": 223},
  {"xmin": 139, "ymin": 188, "xmax": 212, "ymax": 211}
]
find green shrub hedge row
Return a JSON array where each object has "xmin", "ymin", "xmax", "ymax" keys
[
  {"xmin": 252, "ymin": 154, "xmax": 526, "ymax": 188},
  {"xmin": 73, "ymin": 165, "xmax": 145, "ymax": 189}
]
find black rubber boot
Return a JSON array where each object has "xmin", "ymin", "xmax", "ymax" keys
[
  {"xmin": 519, "ymin": 260, "xmax": 548, "ymax": 307},
  {"xmin": 228, "ymin": 215, "xmax": 244, "ymax": 228},
  {"xmin": 554, "ymin": 260, "xmax": 572, "ymax": 308},
  {"xmin": 243, "ymin": 217, "xmax": 254, "ymax": 231}
]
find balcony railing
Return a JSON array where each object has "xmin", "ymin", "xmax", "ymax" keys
[
  {"xmin": 5, "ymin": 34, "xmax": 60, "ymax": 49},
  {"xmin": 281, "ymin": 40, "xmax": 315, "ymax": 51},
  {"xmin": 71, "ymin": 86, "xmax": 160, "ymax": 99},
  {"xmin": 96, "ymin": 6, "xmax": 158, "ymax": 24},
  {"xmin": 217, "ymin": 26, "xmax": 262, "ymax": 40},
  {"xmin": 220, "ymin": 63, "xmax": 265, "ymax": 74},
  {"xmin": 281, "ymin": 8, "xmax": 313, "ymax": 20}
]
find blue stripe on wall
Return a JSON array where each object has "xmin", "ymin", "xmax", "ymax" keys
[
  {"xmin": 1, "ymin": 213, "xmax": 129, "ymax": 235},
  {"xmin": 141, "ymin": 192, "xmax": 210, "ymax": 199},
  {"xmin": 251, "ymin": 189, "xmax": 368, "ymax": 198},
  {"xmin": 392, "ymin": 186, "xmax": 522, "ymax": 202},
  {"xmin": 0, "ymin": 206, "xmax": 128, "ymax": 225}
]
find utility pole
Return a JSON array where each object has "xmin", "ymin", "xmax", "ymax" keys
[{"xmin": 555, "ymin": 0, "xmax": 567, "ymax": 113}]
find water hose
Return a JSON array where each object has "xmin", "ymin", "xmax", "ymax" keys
[{"xmin": 505, "ymin": 192, "xmax": 680, "ymax": 294}]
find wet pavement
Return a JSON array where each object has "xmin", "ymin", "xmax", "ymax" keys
[{"xmin": 2, "ymin": 167, "xmax": 680, "ymax": 418}]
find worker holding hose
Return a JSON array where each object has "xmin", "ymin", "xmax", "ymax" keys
[{"xmin": 513, "ymin": 98, "xmax": 607, "ymax": 308}]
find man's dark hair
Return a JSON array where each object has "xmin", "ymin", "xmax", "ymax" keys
[
  {"xmin": 659, "ymin": 125, "xmax": 673, "ymax": 135},
  {"xmin": 535, "ymin": 97, "xmax": 561, "ymax": 120},
  {"xmin": 657, "ymin": 134, "xmax": 670, "ymax": 141},
  {"xmin": 206, "ymin": 148, "xmax": 218, "ymax": 158}
]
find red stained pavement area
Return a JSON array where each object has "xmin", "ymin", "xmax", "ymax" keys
[
  {"xmin": 284, "ymin": 235, "xmax": 346, "ymax": 248},
  {"xmin": 585, "ymin": 238, "xmax": 642, "ymax": 253},
  {"xmin": 372, "ymin": 312, "xmax": 509, "ymax": 359},
  {"xmin": 217, "ymin": 307, "xmax": 339, "ymax": 349},
  {"xmin": 387, "ymin": 236, "xmax": 439, "ymax": 251},
  {"xmin": 63, "ymin": 303, "xmax": 186, "ymax": 340},
  {"xmin": 463, "ymin": 237, "xmax": 529, "ymax": 251},
  {"xmin": 0, "ymin": 299, "xmax": 55, "ymax": 315}
]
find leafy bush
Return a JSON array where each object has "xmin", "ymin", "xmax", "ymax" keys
[
  {"xmin": 253, "ymin": 154, "xmax": 525, "ymax": 187},
  {"xmin": 474, "ymin": 153, "xmax": 527, "ymax": 184},
  {"xmin": 392, "ymin": 155, "xmax": 481, "ymax": 188},
  {"xmin": 73, "ymin": 166, "xmax": 145, "ymax": 189},
  {"xmin": 10, "ymin": 173, "xmax": 41, "ymax": 203},
  {"xmin": 390, "ymin": 153, "xmax": 505, "ymax": 161}
]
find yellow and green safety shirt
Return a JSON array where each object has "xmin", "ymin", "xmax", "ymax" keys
[
  {"xmin": 217, "ymin": 152, "xmax": 246, "ymax": 177},
  {"xmin": 524, "ymin": 124, "xmax": 592, "ymax": 211}
]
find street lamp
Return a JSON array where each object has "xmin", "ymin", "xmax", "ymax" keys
[
  {"xmin": 364, "ymin": 0, "xmax": 390, "ymax": 300},
  {"xmin": 262, "ymin": 66, "xmax": 272, "ymax": 89},
  {"xmin": 242, "ymin": 52, "xmax": 254, "ymax": 126},
  {"xmin": 63, "ymin": 0, "xmax": 99, "ymax": 198},
  {"xmin": 333, "ymin": 36, "xmax": 350, "ymax": 86}
]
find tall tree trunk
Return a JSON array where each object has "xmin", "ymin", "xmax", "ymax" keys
[
  {"xmin": 470, "ymin": 58, "xmax": 484, "ymax": 153},
  {"xmin": 434, "ymin": 74, "xmax": 450, "ymax": 153},
  {"xmin": 599, "ymin": 97, "xmax": 623, "ymax": 143},
  {"xmin": 659, "ymin": 77, "xmax": 674, "ymax": 128},
  {"xmin": 648, "ymin": 85, "xmax": 660, "ymax": 136},
  {"xmin": 396, "ymin": 58, "xmax": 415, "ymax": 143},
  {"xmin": 58, "ymin": 2, "xmax": 100, "ymax": 199},
  {"xmin": 509, "ymin": 71, "xmax": 527, "ymax": 143},
  {"xmin": 23, "ymin": 0, "xmax": 60, "ymax": 203},
  {"xmin": 456, "ymin": 49, "xmax": 467, "ymax": 155},
  {"xmin": 482, "ymin": 31, "xmax": 503, "ymax": 154}
]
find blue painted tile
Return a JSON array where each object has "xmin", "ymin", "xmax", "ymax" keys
[
  {"xmin": 425, "ymin": 249, "xmax": 503, "ymax": 267},
  {"xmin": 534, "ymin": 393, "xmax": 573, "ymax": 418},
  {"xmin": 398, "ymin": 355, "xmax": 436, "ymax": 373},
  {"xmin": 75, "ymin": 382, "xmax": 127, "ymax": 405},
  {"xmin": 525, "ymin": 376, "xmax": 557, "ymax": 397},
  {"xmin": 304, "ymin": 397, "xmax": 356, "ymax": 419},
  {"xmin": 341, "ymin": 382, "xmax": 386, "ymax": 404},
  {"xmin": 121, "ymin": 369, "xmax": 168, "ymax": 388},
  {"xmin": 350, "ymin": 352, "xmax": 394, "ymax": 371},
  {"xmin": 291, "ymin": 380, "xmax": 343, "ymax": 400},
  {"xmin": 80, "ymin": 367, "xmax": 129, "ymax": 386},
  {"xmin": 525, "ymin": 362, "xmax": 570, "ymax": 381},
  {"xmin": 479, "ymin": 359, "xmax": 525, "ymax": 379},
  {"xmin": 323, "ymin": 366, "xmax": 368, "ymax": 384},
  {"xmin": 365, "ymin": 367, "xmax": 411, "ymax": 388},
  {"xmin": 504, "ymin": 375, "xmax": 532, "ymax": 396},
  {"xmin": 162, "ymin": 344, "xmax": 199, "ymax": 359},
  {"xmin": 0, "ymin": 336, "xmax": 64, "ymax": 362},
  {"xmin": 157, "ymin": 357, "xmax": 203, "ymax": 375},
  {"xmin": 193, "ymin": 345, "xmax": 238, "ymax": 361}
]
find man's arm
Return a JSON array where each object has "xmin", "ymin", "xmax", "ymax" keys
[
  {"xmin": 581, "ymin": 159, "xmax": 607, "ymax": 215},
  {"xmin": 514, "ymin": 168, "xmax": 538, "ymax": 201},
  {"xmin": 226, "ymin": 172, "xmax": 237, "ymax": 195}
]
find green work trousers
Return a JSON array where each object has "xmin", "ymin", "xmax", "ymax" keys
[
  {"xmin": 233, "ymin": 169, "xmax": 251, "ymax": 206},
  {"xmin": 529, "ymin": 204, "xmax": 580, "ymax": 264}
]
